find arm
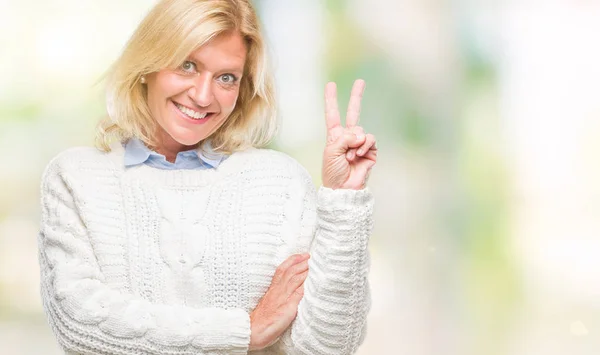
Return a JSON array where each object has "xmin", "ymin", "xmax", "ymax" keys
[
  {"xmin": 271, "ymin": 79, "xmax": 377, "ymax": 354},
  {"xmin": 39, "ymin": 159, "xmax": 250, "ymax": 355},
  {"xmin": 271, "ymin": 184, "xmax": 373, "ymax": 355}
]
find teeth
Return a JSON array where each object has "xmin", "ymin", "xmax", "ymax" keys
[{"xmin": 175, "ymin": 103, "xmax": 207, "ymax": 120}]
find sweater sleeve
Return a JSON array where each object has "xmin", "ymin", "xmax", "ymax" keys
[
  {"xmin": 38, "ymin": 158, "xmax": 251, "ymax": 355},
  {"xmin": 270, "ymin": 180, "xmax": 373, "ymax": 355}
]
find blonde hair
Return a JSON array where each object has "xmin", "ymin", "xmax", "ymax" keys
[{"xmin": 96, "ymin": 0, "xmax": 277, "ymax": 154}]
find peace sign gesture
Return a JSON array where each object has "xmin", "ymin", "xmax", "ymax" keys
[{"xmin": 322, "ymin": 79, "xmax": 378, "ymax": 190}]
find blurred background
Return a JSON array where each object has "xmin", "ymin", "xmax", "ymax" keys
[{"xmin": 1, "ymin": 0, "xmax": 600, "ymax": 354}]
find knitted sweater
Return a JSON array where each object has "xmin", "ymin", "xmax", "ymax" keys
[{"xmin": 38, "ymin": 143, "xmax": 373, "ymax": 355}]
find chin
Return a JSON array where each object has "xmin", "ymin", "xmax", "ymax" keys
[
  {"xmin": 166, "ymin": 128, "xmax": 204, "ymax": 147},
  {"xmin": 175, "ymin": 135, "xmax": 206, "ymax": 147}
]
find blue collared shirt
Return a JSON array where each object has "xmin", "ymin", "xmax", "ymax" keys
[{"xmin": 123, "ymin": 138, "xmax": 226, "ymax": 170}]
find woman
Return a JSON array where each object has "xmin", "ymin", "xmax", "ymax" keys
[{"xmin": 38, "ymin": 0, "xmax": 377, "ymax": 354}]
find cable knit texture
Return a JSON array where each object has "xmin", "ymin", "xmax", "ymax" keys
[{"xmin": 38, "ymin": 143, "xmax": 373, "ymax": 355}]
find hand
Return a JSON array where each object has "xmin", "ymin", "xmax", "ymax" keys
[
  {"xmin": 249, "ymin": 253, "xmax": 310, "ymax": 351},
  {"xmin": 322, "ymin": 79, "xmax": 378, "ymax": 190}
]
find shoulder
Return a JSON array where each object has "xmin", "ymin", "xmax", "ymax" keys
[
  {"xmin": 237, "ymin": 148, "xmax": 314, "ymax": 184},
  {"xmin": 41, "ymin": 146, "xmax": 120, "ymax": 185}
]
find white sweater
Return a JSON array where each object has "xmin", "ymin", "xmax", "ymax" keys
[{"xmin": 38, "ymin": 143, "xmax": 373, "ymax": 355}]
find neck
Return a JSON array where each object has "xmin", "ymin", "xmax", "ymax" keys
[
  {"xmin": 152, "ymin": 135, "xmax": 199, "ymax": 163},
  {"xmin": 150, "ymin": 143, "xmax": 198, "ymax": 163}
]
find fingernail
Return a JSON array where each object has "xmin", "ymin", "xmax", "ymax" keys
[
  {"xmin": 357, "ymin": 134, "xmax": 365, "ymax": 140},
  {"xmin": 357, "ymin": 149, "xmax": 363, "ymax": 155}
]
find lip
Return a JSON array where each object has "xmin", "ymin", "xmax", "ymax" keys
[{"xmin": 170, "ymin": 100, "xmax": 213, "ymax": 125}]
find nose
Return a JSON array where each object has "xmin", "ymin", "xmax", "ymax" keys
[{"xmin": 188, "ymin": 73, "xmax": 214, "ymax": 108}]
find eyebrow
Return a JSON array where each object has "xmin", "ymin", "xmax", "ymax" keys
[{"xmin": 187, "ymin": 57, "xmax": 245, "ymax": 74}]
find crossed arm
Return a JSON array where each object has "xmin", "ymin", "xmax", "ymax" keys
[{"xmin": 39, "ymin": 162, "xmax": 253, "ymax": 355}]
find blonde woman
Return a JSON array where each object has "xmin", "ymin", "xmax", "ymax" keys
[{"xmin": 38, "ymin": 0, "xmax": 377, "ymax": 354}]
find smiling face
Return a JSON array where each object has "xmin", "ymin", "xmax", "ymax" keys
[{"xmin": 145, "ymin": 31, "xmax": 247, "ymax": 158}]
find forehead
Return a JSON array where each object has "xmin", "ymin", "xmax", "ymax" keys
[{"xmin": 188, "ymin": 31, "xmax": 247, "ymax": 71}]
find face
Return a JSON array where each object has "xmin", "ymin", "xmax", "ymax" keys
[{"xmin": 145, "ymin": 31, "xmax": 247, "ymax": 155}]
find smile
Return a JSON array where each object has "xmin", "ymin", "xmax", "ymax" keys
[{"xmin": 174, "ymin": 102, "xmax": 209, "ymax": 120}]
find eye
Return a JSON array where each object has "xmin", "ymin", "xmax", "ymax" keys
[
  {"xmin": 179, "ymin": 61, "xmax": 197, "ymax": 73},
  {"xmin": 218, "ymin": 73, "xmax": 238, "ymax": 84}
]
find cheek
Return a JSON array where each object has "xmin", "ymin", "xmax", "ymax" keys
[
  {"xmin": 219, "ymin": 89, "xmax": 240, "ymax": 111},
  {"xmin": 147, "ymin": 74, "xmax": 185, "ymax": 107},
  {"xmin": 146, "ymin": 87, "xmax": 162, "ymax": 116}
]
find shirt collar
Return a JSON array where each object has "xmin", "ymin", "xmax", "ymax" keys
[
  {"xmin": 197, "ymin": 139, "xmax": 225, "ymax": 167},
  {"xmin": 123, "ymin": 138, "xmax": 226, "ymax": 168}
]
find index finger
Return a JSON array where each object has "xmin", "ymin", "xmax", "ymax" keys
[
  {"xmin": 325, "ymin": 82, "xmax": 341, "ymax": 132},
  {"xmin": 277, "ymin": 254, "xmax": 309, "ymax": 272},
  {"xmin": 273, "ymin": 253, "xmax": 309, "ymax": 284},
  {"xmin": 346, "ymin": 79, "xmax": 366, "ymax": 128}
]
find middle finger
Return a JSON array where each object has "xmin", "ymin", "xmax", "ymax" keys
[{"xmin": 345, "ymin": 79, "xmax": 365, "ymax": 128}]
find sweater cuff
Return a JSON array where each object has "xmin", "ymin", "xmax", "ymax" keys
[
  {"xmin": 225, "ymin": 311, "xmax": 251, "ymax": 351},
  {"xmin": 191, "ymin": 309, "xmax": 251, "ymax": 353},
  {"xmin": 317, "ymin": 186, "xmax": 373, "ymax": 211}
]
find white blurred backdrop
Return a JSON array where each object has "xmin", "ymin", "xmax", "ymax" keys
[{"xmin": 1, "ymin": 0, "xmax": 600, "ymax": 354}]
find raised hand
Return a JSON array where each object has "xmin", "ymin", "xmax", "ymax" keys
[
  {"xmin": 322, "ymin": 79, "xmax": 378, "ymax": 190},
  {"xmin": 249, "ymin": 253, "xmax": 310, "ymax": 351}
]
